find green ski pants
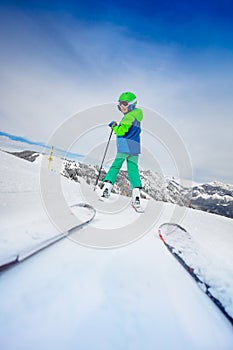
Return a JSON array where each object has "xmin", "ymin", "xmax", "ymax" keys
[{"xmin": 103, "ymin": 153, "xmax": 142, "ymax": 188}]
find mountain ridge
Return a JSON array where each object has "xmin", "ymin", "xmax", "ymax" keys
[{"xmin": 3, "ymin": 148, "xmax": 233, "ymax": 220}]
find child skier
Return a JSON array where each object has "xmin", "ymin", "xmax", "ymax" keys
[{"xmin": 100, "ymin": 91, "xmax": 143, "ymax": 208}]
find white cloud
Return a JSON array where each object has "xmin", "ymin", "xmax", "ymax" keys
[{"xmin": 0, "ymin": 9, "xmax": 233, "ymax": 183}]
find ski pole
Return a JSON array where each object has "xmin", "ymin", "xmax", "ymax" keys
[{"xmin": 94, "ymin": 129, "xmax": 113, "ymax": 190}]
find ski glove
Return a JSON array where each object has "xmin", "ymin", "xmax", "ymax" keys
[{"xmin": 108, "ymin": 121, "xmax": 117, "ymax": 128}]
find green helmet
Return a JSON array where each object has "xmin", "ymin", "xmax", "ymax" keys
[{"xmin": 118, "ymin": 91, "xmax": 137, "ymax": 104}]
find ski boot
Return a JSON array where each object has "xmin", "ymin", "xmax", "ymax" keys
[
  {"xmin": 131, "ymin": 188, "xmax": 144, "ymax": 212},
  {"xmin": 99, "ymin": 181, "xmax": 113, "ymax": 200}
]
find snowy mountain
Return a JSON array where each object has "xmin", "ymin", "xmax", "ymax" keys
[
  {"xmin": 191, "ymin": 182, "xmax": 233, "ymax": 218},
  {"xmin": 8, "ymin": 150, "xmax": 41, "ymax": 162},
  {"xmin": 0, "ymin": 148, "xmax": 233, "ymax": 349},
  {"xmin": 62, "ymin": 158, "xmax": 233, "ymax": 219},
  {"xmin": 4, "ymin": 147, "xmax": 233, "ymax": 220},
  {"xmin": 61, "ymin": 159, "xmax": 190, "ymax": 203}
]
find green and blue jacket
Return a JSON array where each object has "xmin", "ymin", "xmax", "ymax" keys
[{"xmin": 112, "ymin": 108, "xmax": 143, "ymax": 155}]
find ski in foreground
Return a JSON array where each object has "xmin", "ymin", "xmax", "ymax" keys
[
  {"xmin": 0, "ymin": 203, "xmax": 96, "ymax": 271},
  {"xmin": 158, "ymin": 223, "xmax": 233, "ymax": 326}
]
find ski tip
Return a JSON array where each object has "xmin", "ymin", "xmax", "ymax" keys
[
  {"xmin": 131, "ymin": 204, "xmax": 144, "ymax": 213},
  {"xmin": 159, "ymin": 233, "xmax": 165, "ymax": 243}
]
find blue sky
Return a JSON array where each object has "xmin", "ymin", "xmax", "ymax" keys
[{"xmin": 0, "ymin": 0, "xmax": 233, "ymax": 183}]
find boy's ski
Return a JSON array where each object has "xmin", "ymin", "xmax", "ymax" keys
[{"xmin": 131, "ymin": 203, "xmax": 144, "ymax": 213}]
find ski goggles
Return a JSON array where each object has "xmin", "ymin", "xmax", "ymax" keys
[
  {"xmin": 117, "ymin": 99, "xmax": 137, "ymax": 111},
  {"xmin": 118, "ymin": 101, "xmax": 129, "ymax": 107},
  {"xmin": 117, "ymin": 101, "xmax": 129, "ymax": 111}
]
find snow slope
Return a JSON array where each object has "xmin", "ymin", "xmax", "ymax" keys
[
  {"xmin": 0, "ymin": 150, "xmax": 60, "ymax": 263},
  {"xmin": 0, "ymin": 150, "xmax": 233, "ymax": 350},
  {"xmin": 0, "ymin": 151, "xmax": 94, "ymax": 264}
]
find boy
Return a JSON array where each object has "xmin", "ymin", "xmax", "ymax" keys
[{"xmin": 100, "ymin": 91, "xmax": 143, "ymax": 208}]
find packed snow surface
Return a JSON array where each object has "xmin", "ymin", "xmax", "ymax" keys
[{"xmin": 0, "ymin": 149, "xmax": 233, "ymax": 350}]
